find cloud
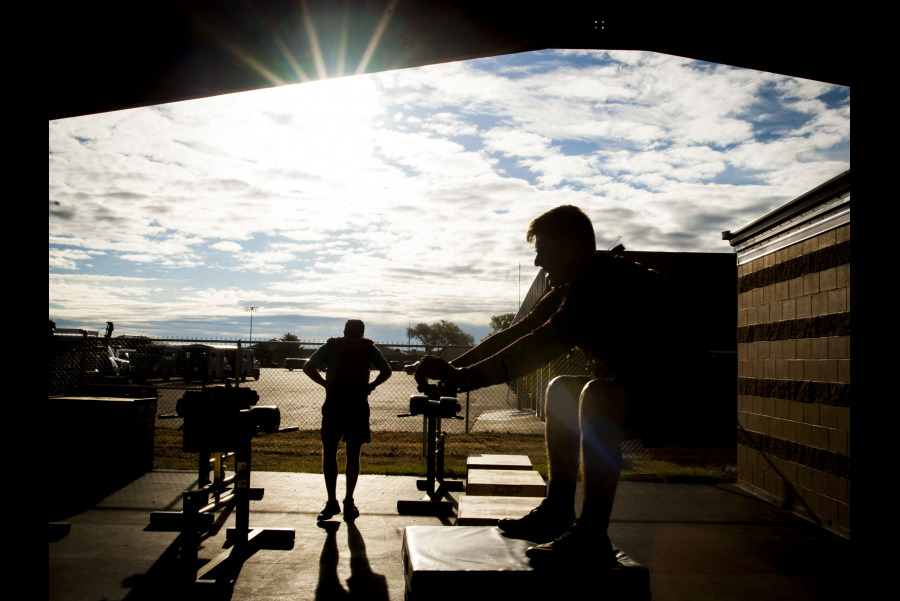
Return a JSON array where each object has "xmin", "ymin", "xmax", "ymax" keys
[{"xmin": 48, "ymin": 49, "xmax": 849, "ymax": 339}]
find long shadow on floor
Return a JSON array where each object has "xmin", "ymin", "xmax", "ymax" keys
[{"xmin": 316, "ymin": 520, "xmax": 389, "ymax": 601}]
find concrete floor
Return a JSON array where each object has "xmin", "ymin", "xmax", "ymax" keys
[{"xmin": 49, "ymin": 470, "xmax": 851, "ymax": 601}]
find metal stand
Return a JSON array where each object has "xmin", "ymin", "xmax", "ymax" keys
[
  {"xmin": 149, "ymin": 384, "xmax": 295, "ymax": 587},
  {"xmin": 397, "ymin": 382, "xmax": 465, "ymax": 517}
]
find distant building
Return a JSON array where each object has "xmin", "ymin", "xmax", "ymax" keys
[{"xmin": 723, "ymin": 170, "xmax": 851, "ymax": 536}]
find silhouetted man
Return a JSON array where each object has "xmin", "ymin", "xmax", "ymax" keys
[
  {"xmin": 304, "ymin": 319, "xmax": 392, "ymax": 521},
  {"xmin": 415, "ymin": 205, "xmax": 666, "ymax": 567}
]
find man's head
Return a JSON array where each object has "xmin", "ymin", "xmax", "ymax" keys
[
  {"xmin": 527, "ymin": 205, "xmax": 596, "ymax": 286},
  {"xmin": 344, "ymin": 319, "xmax": 365, "ymax": 341}
]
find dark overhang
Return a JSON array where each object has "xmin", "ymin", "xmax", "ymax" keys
[{"xmin": 48, "ymin": 1, "xmax": 851, "ymax": 121}]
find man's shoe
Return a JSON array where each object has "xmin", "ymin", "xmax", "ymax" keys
[
  {"xmin": 497, "ymin": 499, "xmax": 575, "ymax": 543},
  {"xmin": 343, "ymin": 498, "xmax": 360, "ymax": 522},
  {"xmin": 525, "ymin": 519, "xmax": 617, "ymax": 569},
  {"xmin": 317, "ymin": 499, "xmax": 341, "ymax": 521}
]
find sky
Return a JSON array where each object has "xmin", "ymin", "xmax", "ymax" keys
[{"xmin": 49, "ymin": 49, "xmax": 850, "ymax": 344}]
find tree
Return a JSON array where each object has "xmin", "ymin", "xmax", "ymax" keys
[
  {"xmin": 282, "ymin": 333, "xmax": 299, "ymax": 341},
  {"xmin": 489, "ymin": 313, "xmax": 516, "ymax": 334},
  {"xmin": 406, "ymin": 320, "xmax": 474, "ymax": 355}
]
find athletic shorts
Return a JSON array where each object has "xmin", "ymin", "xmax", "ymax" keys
[{"xmin": 321, "ymin": 397, "xmax": 371, "ymax": 445}]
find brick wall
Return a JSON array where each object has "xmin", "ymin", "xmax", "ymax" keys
[{"xmin": 736, "ymin": 224, "xmax": 850, "ymax": 535}]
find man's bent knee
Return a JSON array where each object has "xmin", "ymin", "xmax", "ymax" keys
[{"xmin": 580, "ymin": 379, "xmax": 629, "ymax": 425}]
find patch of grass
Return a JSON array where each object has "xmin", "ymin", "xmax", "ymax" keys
[
  {"xmin": 154, "ymin": 428, "xmax": 735, "ymax": 483},
  {"xmin": 154, "ymin": 427, "xmax": 549, "ymax": 478}
]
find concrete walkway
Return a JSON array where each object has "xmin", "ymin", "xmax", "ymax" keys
[{"xmin": 49, "ymin": 470, "xmax": 851, "ymax": 601}]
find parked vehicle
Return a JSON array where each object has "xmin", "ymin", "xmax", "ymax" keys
[
  {"xmin": 177, "ymin": 344, "xmax": 232, "ymax": 382},
  {"xmin": 284, "ymin": 358, "xmax": 306, "ymax": 371},
  {"xmin": 222, "ymin": 348, "xmax": 261, "ymax": 380}
]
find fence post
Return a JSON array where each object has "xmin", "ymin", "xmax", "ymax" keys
[
  {"xmin": 235, "ymin": 341, "xmax": 242, "ymax": 388},
  {"xmin": 79, "ymin": 331, "xmax": 87, "ymax": 395},
  {"xmin": 465, "ymin": 391, "xmax": 470, "ymax": 434}
]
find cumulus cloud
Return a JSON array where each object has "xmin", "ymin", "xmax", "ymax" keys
[{"xmin": 49, "ymin": 49, "xmax": 849, "ymax": 339}]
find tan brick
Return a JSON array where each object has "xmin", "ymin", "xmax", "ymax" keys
[
  {"xmin": 810, "ymin": 425, "xmax": 829, "ymax": 450},
  {"xmin": 836, "ymin": 263, "xmax": 850, "ymax": 288},
  {"xmin": 763, "ymin": 359, "xmax": 776, "ymax": 379},
  {"xmin": 817, "ymin": 228, "xmax": 836, "ymax": 249},
  {"xmin": 748, "ymin": 412, "xmax": 769, "ymax": 434},
  {"xmin": 837, "ymin": 359, "xmax": 851, "ymax": 383},
  {"xmin": 745, "ymin": 447, "xmax": 758, "ymax": 469},
  {"xmin": 796, "ymin": 339, "xmax": 811, "ymax": 359},
  {"xmin": 772, "ymin": 455, "xmax": 785, "ymax": 476},
  {"xmin": 775, "ymin": 359, "xmax": 789, "ymax": 379},
  {"xmin": 752, "ymin": 467, "xmax": 764, "ymax": 489},
  {"xmin": 803, "ymin": 273, "xmax": 820, "ymax": 296},
  {"xmin": 838, "ymin": 502, "xmax": 851, "ymax": 530},
  {"xmin": 751, "ymin": 395, "xmax": 764, "ymax": 414},
  {"xmin": 828, "ymin": 336, "xmax": 849, "ymax": 359},
  {"xmin": 769, "ymin": 301, "xmax": 783, "ymax": 322},
  {"xmin": 771, "ymin": 341, "xmax": 784, "ymax": 360},
  {"xmin": 827, "ymin": 288, "xmax": 847, "ymax": 313},
  {"xmin": 811, "ymin": 338, "xmax": 828, "ymax": 359},
  {"xmin": 803, "ymin": 403, "xmax": 820, "ymax": 425},
  {"xmin": 797, "ymin": 422, "xmax": 811, "ymax": 445},
  {"xmin": 811, "ymin": 291, "xmax": 828, "ymax": 315},
  {"xmin": 770, "ymin": 417, "xmax": 783, "ymax": 439},
  {"xmin": 781, "ymin": 418, "xmax": 797, "ymax": 442},
  {"xmin": 749, "ymin": 287, "xmax": 761, "ymax": 308},
  {"xmin": 837, "ymin": 407, "xmax": 851, "ymax": 432},
  {"xmin": 796, "ymin": 294, "xmax": 811, "ymax": 318},
  {"xmin": 803, "ymin": 359, "xmax": 819, "ymax": 381},
  {"xmin": 829, "ymin": 428, "xmax": 848, "ymax": 455},
  {"xmin": 782, "ymin": 339, "xmax": 796, "ymax": 359},
  {"xmin": 764, "ymin": 396, "xmax": 777, "ymax": 417},
  {"xmin": 746, "ymin": 305, "xmax": 758, "ymax": 325},
  {"xmin": 819, "ymin": 359, "xmax": 838, "ymax": 382},
  {"xmin": 782, "ymin": 298, "xmax": 796, "ymax": 320},
  {"xmin": 745, "ymin": 342, "xmax": 758, "ymax": 360},
  {"xmin": 788, "ymin": 276, "xmax": 804, "ymax": 299},
  {"xmin": 820, "ymin": 267, "xmax": 837, "ymax": 291},
  {"xmin": 802, "ymin": 238, "xmax": 818, "ymax": 255},
  {"xmin": 776, "ymin": 280, "xmax": 789, "ymax": 301},
  {"xmin": 782, "ymin": 460, "xmax": 797, "ymax": 483},
  {"xmin": 820, "ymin": 496, "xmax": 838, "ymax": 523},
  {"xmin": 789, "ymin": 400, "xmax": 805, "ymax": 422},
  {"xmin": 805, "ymin": 490, "xmax": 821, "ymax": 515},
  {"xmin": 796, "ymin": 464, "xmax": 811, "ymax": 488},
  {"xmin": 811, "ymin": 469, "xmax": 829, "ymax": 494},
  {"xmin": 820, "ymin": 404, "xmax": 837, "ymax": 429},
  {"xmin": 828, "ymin": 475, "xmax": 849, "ymax": 503}
]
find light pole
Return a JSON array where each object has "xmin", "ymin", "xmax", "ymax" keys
[{"xmin": 244, "ymin": 306, "xmax": 259, "ymax": 341}]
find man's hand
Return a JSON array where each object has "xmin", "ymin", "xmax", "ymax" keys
[{"xmin": 414, "ymin": 355, "xmax": 460, "ymax": 390}]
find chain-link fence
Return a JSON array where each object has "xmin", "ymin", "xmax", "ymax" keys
[{"xmin": 50, "ymin": 333, "xmax": 596, "ymax": 475}]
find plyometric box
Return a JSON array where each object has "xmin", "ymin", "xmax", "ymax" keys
[
  {"xmin": 402, "ymin": 526, "xmax": 650, "ymax": 601},
  {"xmin": 466, "ymin": 469, "xmax": 546, "ymax": 497},
  {"xmin": 466, "ymin": 454, "xmax": 532, "ymax": 476},
  {"xmin": 457, "ymin": 496, "xmax": 544, "ymax": 526}
]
